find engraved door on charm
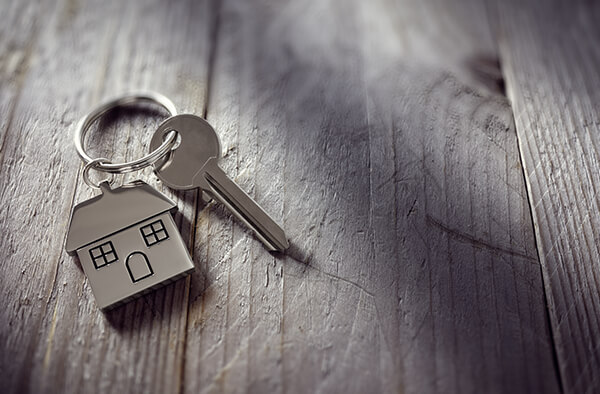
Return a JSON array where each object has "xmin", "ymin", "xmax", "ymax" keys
[
  {"xmin": 126, "ymin": 252, "xmax": 153, "ymax": 282},
  {"xmin": 65, "ymin": 181, "xmax": 196, "ymax": 310}
]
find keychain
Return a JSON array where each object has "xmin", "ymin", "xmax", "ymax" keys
[{"xmin": 65, "ymin": 92, "xmax": 288, "ymax": 310}]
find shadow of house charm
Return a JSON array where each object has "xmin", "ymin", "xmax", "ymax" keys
[{"xmin": 65, "ymin": 181, "xmax": 194, "ymax": 310}]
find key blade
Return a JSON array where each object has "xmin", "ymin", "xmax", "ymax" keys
[{"xmin": 194, "ymin": 158, "xmax": 289, "ymax": 252}]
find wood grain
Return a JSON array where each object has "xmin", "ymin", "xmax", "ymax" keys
[
  {"xmin": 1, "ymin": 0, "xmax": 211, "ymax": 392},
  {"xmin": 496, "ymin": 0, "xmax": 600, "ymax": 392},
  {"xmin": 1, "ymin": 0, "xmax": 592, "ymax": 392},
  {"xmin": 183, "ymin": 0, "xmax": 558, "ymax": 392}
]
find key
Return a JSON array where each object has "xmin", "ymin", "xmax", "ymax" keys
[{"xmin": 149, "ymin": 114, "xmax": 289, "ymax": 252}]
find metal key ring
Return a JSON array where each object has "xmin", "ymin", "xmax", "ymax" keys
[
  {"xmin": 74, "ymin": 92, "xmax": 178, "ymax": 174},
  {"xmin": 82, "ymin": 158, "xmax": 117, "ymax": 189}
]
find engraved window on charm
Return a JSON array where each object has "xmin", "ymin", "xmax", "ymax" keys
[
  {"xmin": 89, "ymin": 241, "xmax": 119, "ymax": 269},
  {"xmin": 140, "ymin": 219, "xmax": 169, "ymax": 247}
]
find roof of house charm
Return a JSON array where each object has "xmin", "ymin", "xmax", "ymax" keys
[{"xmin": 66, "ymin": 181, "xmax": 194, "ymax": 310}]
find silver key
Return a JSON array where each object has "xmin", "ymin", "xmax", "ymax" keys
[{"xmin": 149, "ymin": 114, "xmax": 289, "ymax": 252}]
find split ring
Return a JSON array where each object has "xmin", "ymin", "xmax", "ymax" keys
[
  {"xmin": 82, "ymin": 158, "xmax": 117, "ymax": 189},
  {"xmin": 74, "ymin": 92, "xmax": 178, "ymax": 174}
]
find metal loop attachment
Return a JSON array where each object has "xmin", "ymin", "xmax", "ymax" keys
[
  {"xmin": 74, "ymin": 92, "xmax": 179, "ymax": 175},
  {"xmin": 83, "ymin": 158, "xmax": 117, "ymax": 189}
]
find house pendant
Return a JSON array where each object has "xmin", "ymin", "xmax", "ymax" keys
[{"xmin": 65, "ymin": 181, "xmax": 194, "ymax": 310}]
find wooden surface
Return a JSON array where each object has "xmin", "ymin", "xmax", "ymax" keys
[{"xmin": 0, "ymin": 0, "xmax": 597, "ymax": 393}]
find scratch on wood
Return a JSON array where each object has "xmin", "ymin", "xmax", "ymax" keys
[
  {"xmin": 426, "ymin": 214, "xmax": 538, "ymax": 263},
  {"xmin": 406, "ymin": 198, "xmax": 418, "ymax": 217},
  {"xmin": 285, "ymin": 253, "xmax": 374, "ymax": 298},
  {"xmin": 401, "ymin": 315, "xmax": 430, "ymax": 362},
  {"xmin": 0, "ymin": 9, "xmax": 43, "ymax": 158},
  {"xmin": 265, "ymin": 265, "xmax": 269, "ymax": 287},
  {"xmin": 43, "ymin": 302, "xmax": 59, "ymax": 372}
]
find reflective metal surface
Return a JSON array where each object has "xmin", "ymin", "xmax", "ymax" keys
[
  {"xmin": 150, "ymin": 114, "xmax": 289, "ymax": 252},
  {"xmin": 66, "ymin": 181, "xmax": 194, "ymax": 310},
  {"xmin": 82, "ymin": 157, "xmax": 116, "ymax": 189},
  {"xmin": 66, "ymin": 180, "xmax": 177, "ymax": 253},
  {"xmin": 150, "ymin": 114, "xmax": 221, "ymax": 189},
  {"xmin": 74, "ymin": 92, "xmax": 178, "ymax": 174},
  {"xmin": 196, "ymin": 157, "xmax": 289, "ymax": 252}
]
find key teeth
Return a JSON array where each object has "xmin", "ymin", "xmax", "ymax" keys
[
  {"xmin": 260, "ymin": 231, "xmax": 289, "ymax": 253},
  {"xmin": 270, "ymin": 236, "xmax": 290, "ymax": 253}
]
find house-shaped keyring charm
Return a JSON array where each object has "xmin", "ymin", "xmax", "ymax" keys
[{"xmin": 66, "ymin": 181, "xmax": 194, "ymax": 310}]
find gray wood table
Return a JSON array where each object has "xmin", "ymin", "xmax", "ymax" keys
[{"xmin": 1, "ymin": 0, "xmax": 598, "ymax": 393}]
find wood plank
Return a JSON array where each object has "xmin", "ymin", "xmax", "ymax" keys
[
  {"xmin": 183, "ymin": 0, "xmax": 559, "ymax": 392},
  {"xmin": 496, "ymin": 0, "xmax": 600, "ymax": 391},
  {"xmin": 0, "ymin": 1, "xmax": 64, "ymax": 392},
  {"xmin": 0, "ymin": 1, "xmax": 46, "ymax": 149},
  {"xmin": 0, "ymin": 0, "xmax": 573, "ymax": 392},
  {"xmin": 0, "ymin": 0, "xmax": 212, "ymax": 392}
]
